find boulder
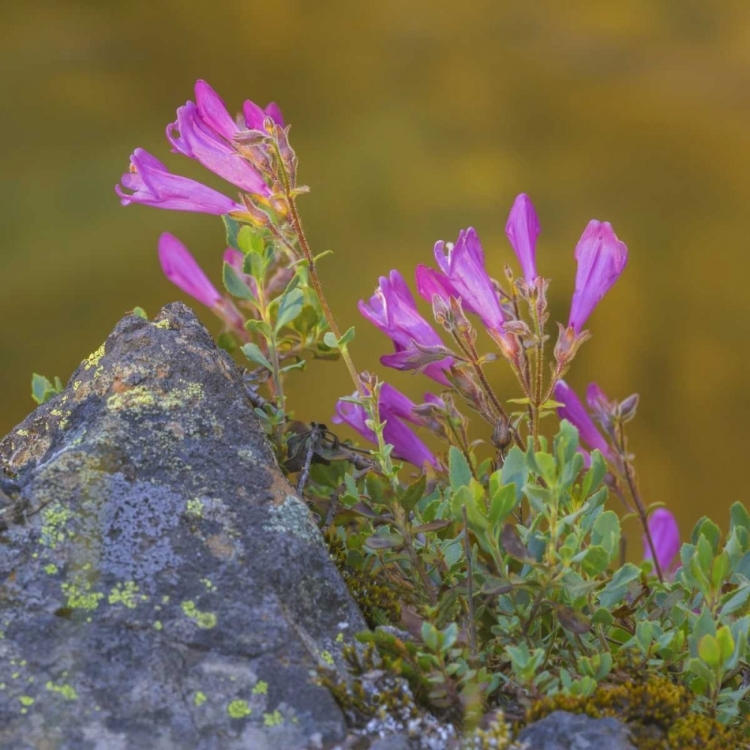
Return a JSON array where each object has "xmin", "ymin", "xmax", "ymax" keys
[
  {"xmin": 516, "ymin": 709, "xmax": 637, "ymax": 750},
  {"xmin": 0, "ymin": 303, "xmax": 367, "ymax": 750}
]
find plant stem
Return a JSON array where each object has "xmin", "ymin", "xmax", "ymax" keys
[
  {"xmin": 615, "ymin": 421, "xmax": 664, "ymax": 583},
  {"xmin": 462, "ymin": 505, "xmax": 478, "ymax": 659}
]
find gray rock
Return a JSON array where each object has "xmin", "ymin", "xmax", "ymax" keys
[
  {"xmin": 0, "ymin": 303, "xmax": 367, "ymax": 750},
  {"xmin": 516, "ymin": 710, "xmax": 636, "ymax": 750}
]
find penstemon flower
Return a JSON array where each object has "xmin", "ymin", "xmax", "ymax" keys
[
  {"xmin": 505, "ymin": 193, "xmax": 540, "ymax": 284},
  {"xmin": 644, "ymin": 508, "xmax": 681, "ymax": 577},
  {"xmin": 116, "ymin": 149, "xmax": 244, "ymax": 215},
  {"xmin": 158, "ymin": 233, "xmax": 243, "ymax": 330},
  {"xmin": 568, "ymin": 220, "xmax": 628, "ymax": 333},
  {"xmin": 417, "ymin": 227, "xmax": 504, "ymax": 334},
  {"xmin": 332, "ymin": 383, "xmax": 438, "ymax": 468},
  {"xmin": 359, "ymin": 271, "xmax": 453, "ymax": 385},
  {"xmin": 553, "ymin": 380, "xmax": 613, "ymax": 462}
]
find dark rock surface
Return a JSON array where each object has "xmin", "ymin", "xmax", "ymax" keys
[
  {"xmin": 516, "ymin": 709, "xmax": 637, "ymax": 750},
  {"xmin": 0, "ymin": 303, "xmax": 367, "ymax": 750}
]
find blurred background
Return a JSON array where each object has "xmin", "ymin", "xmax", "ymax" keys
[{"xmin": 2, "ymin": 0, "xmax": 750, "ymax": 542}]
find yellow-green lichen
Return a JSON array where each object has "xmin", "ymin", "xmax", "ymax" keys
[
  {"xmin": 153, "ymin": 319, "xmax": 171, "ymax": 329},
  {"xmin": 194, "ymin": 691, "xmax": 207, "ymax": 707},
  {"xmin": 73, "ymin": 381, "xmax": 81, "ymax": 391},
  {"xmin": 40, "ymin": 502, "xmax": 72, "ymax": 549},
  {"xmin": 18, "ymin": 696, "xmax": 34, "ymax": 707},
  {"xmin": 186, "ymin": 499, "xmax": 204, "ymax": 517},
  {"xmin": 108, "ymin": 581, "xmax": 147, "ymax": 609},
  {"xmin": 227, "ymin": 700, "xmax": 251, "ymax": 718},
  {"xmin": 263, "ymin": 710, "xmax": 283, "ymax": 727},
  {"xmin": 320, "ymin": 651, "xmax": 334, "ymax": 667},
  {"xmin": 17, "ymin": 429, "xmax": 28, "ymax": 436},
  {"xmin": 252, "ymin": 681, "xmax": 268, "ymax": 695},
  {"xmin": 44, "ymin": 564, "xmax": 58, "ymax": 575},
  {"xmin": 83, "ymin": 345, "xmax": 105, "ymax": 371},
  {"xmin": 61, "ymin": 579, "xmax": 103, "ymax": 611},
  {"xmin": 200, "ymin": 578, "xmax": 216, "ymax": 592},
  {"xmin": 45, "ymin": 681, "xmax": 78, "ymax": 701},
  {"xmin": 181, "ymin": 600, "xmax": 217, "ymax": 629},
  {"xmin": 153, "ymin": 620, "xmax": 163, "ymax": 631},
  {"xmin": 11, "ymin": 673, "xmax": 20, "ymax": 680},
  {"xmin": 336, "ymin": 633, "xmax": 344, "ymax": 643},
  {"xmin": 107, "ymin": 383, "xmax": 204, "ymax": 414}
]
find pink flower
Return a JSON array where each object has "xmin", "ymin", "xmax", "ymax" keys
[
  {"xmin": 158, "ymin": 233, "xmax": 222, "ymax": 307},
  {"xmin": 568, "ymin": 220, "xmax": 628, "ymax": 333},
  {"xmin": 332, "ymin": 384, "xmax": 438, "ymax": 468},
  {"xmin": 359, "ymin": 271, "xmax": 453, "ymax": 385},
  {"xmin": 553, "ymin": 380, "xmax": 613, "ymax": 462},
  {"xmin": 116, "ymin": 149, "xmax": 244, "ymax": 215},
  {"xmin": 505, "ymin": 193, "xmax": 540, "ymax": 283},
  {"xmin": 644, "ymin": 508, "xmax": 681, "ymax": 577}
]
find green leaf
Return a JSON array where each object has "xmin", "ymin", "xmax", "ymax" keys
[
  {"xmin": 592, "ymin": 510, "xmax": 621, "ymax": 560},
  {"xmin": 581, "ymin": 450, "xmax": 607, "ymax": 498},
  {"xmin": 720, "ymin": 582, "xmax": 750, "ymax": 616},
  {"xmin": 554, "ymin": 419, "xmax": 580, "ymax": 466},
  {"xmin": 448, "ymin": 447, "xmax": 472, "ymax": 490},
  {"xmin": 275, "ymin": 288, "xmax": 304, "ymax": 331},
  {"xmin": 692, "ymin": 517, "xmax": 721, "ymax": 552},
  {"xmin": 488, "ymin": 483, "xmax": 518, "ymax": 529},
  {"xmin": 323, "ymin": 332, "xmax": 339, "ymax": 349},
  {"xmin": 244, "ymin": 319, "xmax": 274, "ymax": 338},
  {"xmin": 688, "ymin": 658, "xmax": 715, "ymax": 685},
  {"xmin": 421, "ymin": 622, "xmax": 441, "ymax": 653},
  {"xmin": 717, "ymin": 625, "xmax": 735, "ymax": 663},
  {"xmin": 240, "ymin": 343, "xmax": 272, "ymax": 371},
  {"xmin": 730, "ymin": 502, "xmax": 750, "ymax": 534},
  {"xmin": 598, "ymin": 563, "xmax": 641, "ymax": 608},
  {"xmin": 131, "ymin": 306, "xmax": 148, "ymax": 320},
  {"xmin": 337, "ymin": 326, "xmax": 356, "ymax": 347},
  {"xmin": 500, "ymin": 524, "xmax": 533, "ymax": 562},
  {"xmin": 581, "ymin": 545, "xmax": 611, "ymax": 576},
  {"xmin": 237, "ymin": 225, "xmax": 265, "ymax": 256},
  {"xmin": 555, "ymin": 604, "xmax": 592, "ymax": 634},
  {"xmin": 216, "ymin": 332, "xmax": 238, "ymax": 353},
  {"xmin": 399, "ymin": 475, "xmax": 427, "ymax": 513},
  {"xmin": 31, "ymin": 373, "xmax": 61, "ymax": 405},
  {"xmin": 535, "ymin": 452, "xmax": 557, "ymax": 485},
  {"xmin": 698, "ymin": 634, "xmax": 721, "ymax": 668},
  {"xmin": 365, "ymin": 533, "xmax": 404, "ymax": 550},
  {"xmin": 223, "ymin": 215, "xmax": 242, "ymax": 250},
  {"xmin": 500, "ymin": 447, "xmax": 527, "ymax": 504},
  {"xmin": 711, "ymin": 551, "xmax": 730, "ymax": 591},
  {"xmin": 223, "ymin": 262, "xmax": 256, "ymax": 301}
]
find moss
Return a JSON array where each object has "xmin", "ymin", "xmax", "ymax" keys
[
  {"xmin": 325, "ymin": 531, "xmax": 401, "ymax": 628},
  {"xmin": 527, "ymin": 675, "xmax": 745, "ymax": 750},
  {"xmin": 252, "ymin": 681, "xmax": 268, "ymax": 695},
  {"xmin": 467, "ymin": 710, "xmax": 519, "ymax": 750},
  {"xmin": 45, "ymin": 681, "xmax": 78, "ymax": 701},
  {"xmin": 263, "ymin": 710, "xmax": 284, "ymax": 727},
  {"xmin": 181, "ymin": 600, "xmax": 217, "ymax": 629},
  {"xmin": 227, "ymin": 699, "xmax": 252, "ymax": 718},
  {"xmin": 194, "ymin": 691, "xmax": 207, "ymax": 707}
]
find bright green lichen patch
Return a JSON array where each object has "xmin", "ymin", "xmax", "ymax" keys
[
  {"xmin": 252, "ymin": 681, "xmax": 268, "ymax": 695},
  {"xmin": 181, "ymin": 600, "xmax": 217, "ymax": 629},
  {"xmin": 200, "ymin": 577, "xmax": 216, "ymax": 592},
  {"xmin": 107, "ymin": 382, "xmax": 204, "ymax": 413},
  {"xmin": 83, "ymin": 344, "xmax": 105, "ymax": 371},
  {"xmin": 263, "ymin": 710, "xmax": 283, "ymax": 727},
  {"xmin": 108, "ymin": 581, "xmax": 147, "ymax": 609},
  {"xmin": 153, "ymin": 319, "xmax": 171, "ymax": 329},
  {"xmin": 44, "ymin": 563, "xmax": 59, "ymax": 575},
  {"xmin": 320, "ymin": 650, "xmax": 334, "ymax": 667},
  {"xmin": 194, "ymin": 691, "xmax": 207, "ymax": 707},
  {"xmin": 186, "ymin": 498, "xmax": 204, "ymax": 517},
  {"xmin": 61, "ymin": 571, "xmax": 103, "ymax": 611},
  {"xmin": 18, "ymin": 696, "xmax": 34, "ymax": 707},
  {"xmin": 45, "ymin": 681, "xmax": 78, "ymax": 701},
  {"xmin": 227, "ymin": 699, "xmax": 251, "ymax": 718},
  {"xmin": 40, "ymin": 502, "xmax": 72, "ymax": 549},
  {"xmin": 153, "ymin": 620, "xmax": 163, "ymax": 631}
]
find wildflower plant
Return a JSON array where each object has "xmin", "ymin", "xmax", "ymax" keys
[{"xmin": 107, "ymin": 79, "xmax": 750, "ymax": 738}]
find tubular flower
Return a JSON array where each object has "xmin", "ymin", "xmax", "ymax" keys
[
  {"xmin": 568, "ymin": 220, "xmax": 628, "ymax": 333},
  {"xmin": 505, "ymin": 193, "xmax": 540, "ymax": 283},
  {"xmin": 553, "ymin": 380, "xmax": 613, "ymax": 461},
  {"xmin": 167, "ymin": 100, "xmax": 269, "ymax": 196},
  {"xmin": 359, "ymin": 270, "xmax": 453, "ymax": 385},
  {"xmin": 332, "ymin": 384, "xmax": 438, "ymax": 468},
  {"xmin": 644, "ymin": 508, "xmax": 681, "ymax": 577},
  {"xmin": 116, "ymin": 149, "xmax": 244, "ymax": 215},
  {"xmin": 158, "ymin": 233, "xmax": 222, "ymax": 307},
  {"xmin": 418, "ymin": 228, "xmax": 504, "ymax": 333}
]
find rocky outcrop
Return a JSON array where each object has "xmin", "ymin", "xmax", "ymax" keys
[
  {"xmin": 0, "ymin": 303, "xmax": 367, "ymax": 750},
  {"xmin": 516, "ymin": 710, "xmax": 637, "ymax": 749}
]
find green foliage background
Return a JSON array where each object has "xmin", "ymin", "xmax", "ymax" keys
[{"xmin": 2, "ymin": 0, "xmax": 749, "ymax": 540}]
